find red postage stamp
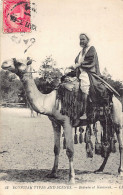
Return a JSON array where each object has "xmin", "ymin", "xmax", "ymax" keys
[{"xmin": 3, "ymin": 0, "xmax": 31, "ymax": 33}]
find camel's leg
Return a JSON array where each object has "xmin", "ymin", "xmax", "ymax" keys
[
  {"xmin": 116, "ymin": 126, "xmax": 123, "ymax": 176},
  {"xmin": 112, "ymin": 96, "xmax": 123, "ymax": 175},
  {"xmin": 30, "ymin": 108, "xmax": 34, "ymax": 117},
  {"xmin": 52, "ymin": 109, "xmax": 75, "ymax": 184},
  {"xmin": 63, "ymin": 117, "xmax": 75, "ymax": 184},
  {"xmin": 94, "ymin": 154, "xmax": 110, "ymax": 173},
  {"xmin": 94, "ymin": 121, "xmax": 110, "ymax": 173},
  {"xmin": 48, "ymin": 120, "xmax": 61, "ymax": 178}
]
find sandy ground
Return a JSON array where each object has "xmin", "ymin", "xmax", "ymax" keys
[{"xmin": 0, "ymin": 107, "xmax": 123, "ymax": 194}]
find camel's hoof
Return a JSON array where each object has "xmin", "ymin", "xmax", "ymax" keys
[
  {"xmin": 94, "ymin": 169, "xmax": 103, "ymax": 173},
  {"xmin": 46, "ymin": 172, "xmax": 58, "ymax": 178},
  {"xmin": 69, "ymin": 178, "xmax": 75, "ymax": 185},
  {"xmin": 118, "ymin": 168, "xmax": 123, "ymax": 176}
]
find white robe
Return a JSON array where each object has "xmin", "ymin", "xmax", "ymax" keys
[{"xmin": 75, "ymin": 46, "xmax": 91, "ymax": 94}]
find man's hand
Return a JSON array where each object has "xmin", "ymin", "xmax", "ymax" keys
[
  {"xmin": 69, "ymin": 65, "xmax": 74, "ymax": 70},
  {"xmin": 79, "ymin": 58, "xmax": 83, "ymax": 64},
  {"xmin": 67, "ymin": 63, "xmax": 80, "ymax": 70},
  {"xmin": 74, "ymin": 63, "xmax": 80, "ymax": 68}
]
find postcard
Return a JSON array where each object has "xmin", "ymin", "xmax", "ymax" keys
[{"xmin": 0, "ymin": 0, "xmax": 123, "ymax": 195}]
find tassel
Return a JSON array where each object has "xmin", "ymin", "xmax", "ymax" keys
[
  {"xmin": 79, "ymin": 126, "xmax": 84, "ymax": 133},
  {"xmin": 88, "ymin": 125, "xmax": 93, "ymax": 135},
  {"xmin": 86, "ymin": 125, "xmax": 90, "ymax": 131},
  {"xmin": 86, "ymin": 142, "xmax": 93, "ymax": 158},
  {"xmin": 93, "ymin": 123, "xmax": 98, "ymax": 136},
  {"xmin": 95, "ymin": 137, "xmax": 98, "ymax": 144},
  {"xmin": 74, "ymin": 134, "xmax": 78, "ymax": 144},
  {"xmin": 84, "ymin": 131, "xmax": 89, "ymax": 143},
  {"xmin": 79, "ymin": 126, "xmax": 84, "ymax": 144},
  {"xmin": 63, "ymin": 137, "xmax": 66, "ymax": 149},
  {"xmin": 84, "ymin": 132, "xmax": 87, "ymax": 143},
  {"xmin": 84, "ymin": 126, "xmax": 88, "ymax": 143},
  {"xmin": 90, "ymin": 126, "xmax": 93, "ymax": 136},
  {"xmin": 110, "ymin": 137, "xmax": 117, "ymax": 153},
  {"xmin": 89, "ymin": 140, "xmax": 94, "ymax": 150},
  {"xmin": 84, "ymin": 132, "xmax": 89, "ymax": 143},
  {"xmin": 93, "ymin": 124, "xmax": 96, "ymax": 136},
  {"xmin": 79, "ymin": 132, "xmax": 83, "ymax": 143},
  {"xmin": 74, "ymin": 127, "xmax": 78, "ymax": 144},
  {"xmin": 101, "ymin": 132, "xmax": 103, "ymax": 142}
]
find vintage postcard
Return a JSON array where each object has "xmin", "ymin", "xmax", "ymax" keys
[{"xmin": 0, "ymin": 0, "xmax": 123, "ymax": 195}]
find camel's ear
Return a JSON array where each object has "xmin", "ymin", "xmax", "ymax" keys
[
  {"xmin": 27, "ymin": 57, "xmax": 32, "ymax": 65},
  {"xmin": 13, "ymin": 58, "xmax": 17, "ymax": 64}
]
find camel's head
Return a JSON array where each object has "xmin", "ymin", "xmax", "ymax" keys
[{"xmin": 1, "ymin": 57, "xmax": 33, "ymax": 76}]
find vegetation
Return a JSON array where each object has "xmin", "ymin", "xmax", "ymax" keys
[
  {"xmin": 36, "ymin": 55, "xmax": 62, "ymax": 93},
  {"xmin": 0, "ymin": 56, "xmax": 62, "ymax": 104},
  {"xmin": 0, "ymin": 70, "xmax": 27, "ymax": 104},
  {"xmin": 0, "ymin": 59, "xmax": 123, "ymax": 106},
  {"xmin": 102, "ymin": 68, "xmax": 123, "ymax": 97}
]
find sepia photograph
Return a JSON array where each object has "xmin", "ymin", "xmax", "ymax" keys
[{"xmin": 0, "ymin": 0, "xmax": 123, "ymax": 194}]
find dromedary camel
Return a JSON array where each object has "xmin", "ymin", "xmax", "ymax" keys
[{"xmin": 2, "ymin": 57, "xmax": 123, "ymax": 184}]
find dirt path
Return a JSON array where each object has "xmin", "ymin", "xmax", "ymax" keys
[{"xmin": 0, "ymin": 108, "xmax": 123, "ymax": 194}]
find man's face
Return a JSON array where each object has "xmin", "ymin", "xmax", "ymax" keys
[{"xmin": 80, "ymin": 35, "xmax": 88, "ymax": 48}]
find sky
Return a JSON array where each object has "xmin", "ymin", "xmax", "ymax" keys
[{"xmin": 1, "ymin": 0, "xmax": 123, "ymax": 80}]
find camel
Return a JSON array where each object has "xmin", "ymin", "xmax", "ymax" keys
[
  {"xmin": 1, "ymin": 57, "xmax": 123, "ymax": 184},
  {"xmin": 28, "ymin": 103, "xmax": 39, "ymax": 117}
]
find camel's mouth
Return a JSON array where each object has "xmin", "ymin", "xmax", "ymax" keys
[
  {"xmin": 2, "ymin": 65, "xmax": 12, "ymax": 70},
  {"xmin": 1, "ymin": 61, "xmax": 12, "ymax": 70}
]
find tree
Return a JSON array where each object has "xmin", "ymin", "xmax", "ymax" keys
[
  {"xmin": 102, "ymin": 67, "xmax": 112, "ymax": 80},
  {"xmin": 0, "ymin": 70, "xmax": 27, "ymax": 105},
  {"xmin": 37, "ymin": 56, "xmax": 63, "ymax": 93},
  {"xmin": 102, "ymin": 67, "xmax": 123, "ymax": 97}
]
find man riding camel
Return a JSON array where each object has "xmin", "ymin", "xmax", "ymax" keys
[{"xmin": 69, "ymin": 33, "xmax": 102, "ymax": 118}]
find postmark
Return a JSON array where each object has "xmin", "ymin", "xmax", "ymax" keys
[
  {"xmin": 3, "ymin": 0, "xmax": 31, "ymax": 33},
  {"xmin": 10, "ymin": 34, "xmax": 36, "ymax": 53}
]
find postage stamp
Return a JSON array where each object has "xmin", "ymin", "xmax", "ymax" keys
[{"xmin": 3, "ymin": 0, "xmax": 31, "ymax": 33}]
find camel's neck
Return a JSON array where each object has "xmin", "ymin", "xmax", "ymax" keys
[
  {"xmin": 21, "ymin": 72, "xmax": 42, "ymax": 99},
  {"xmin": 19, "ymin": 72, "xmax": 56, "ymax": 115}
]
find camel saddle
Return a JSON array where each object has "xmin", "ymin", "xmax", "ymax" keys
[
  {"xmin": 58, "ymin": 72, "xmax": 119, "ymax": 125},
  {"xmin": 60, "ymin": 76, "xmax": 79, "ymax": 92}
]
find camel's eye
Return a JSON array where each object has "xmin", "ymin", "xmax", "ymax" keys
[
  {"xmin": 17, "ymin": 62, "xmax": 22, "ymax": 66},
  {"xmin": 13, "ymin": 59, "xmax": 22, "ymax": 67},
  {"xmin": 27, "ymin": 59, "xmax": 32, "ymax": 65}
]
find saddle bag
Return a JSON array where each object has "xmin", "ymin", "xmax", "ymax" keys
[{"xmin": 60, "ymin": 77, "xmax": 79, "ymax": 92}]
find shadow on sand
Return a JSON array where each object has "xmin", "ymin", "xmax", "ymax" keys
[
  {"xmin": 0, "ymin": 169, "xmax": 115, "ymax": 183},
  {"xmin": 0, "ymin": 169, "xmax": 69, "ymax": 183}
]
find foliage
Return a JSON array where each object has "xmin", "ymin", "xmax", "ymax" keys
[
  {"xmin": 0, "ymin": 70, "xmax": 27, "ymax": 104},
  {"xmin": 35, "ymin": 77, "xmax": 56, "ymax": 94},
  {"xmin": 1, "ymin": 63, "xmax": 123, "ymax": 108},
  {"xmin": 102, "ymin": 67, "xmax": 123, "ymax": 96},
  {"xmin": 0, "ymin": 56, "xmax": 62, "ymax": 104},
  {"xmin": 37, "ymin": 55, "xmax": 63, "ymax": 93}
]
